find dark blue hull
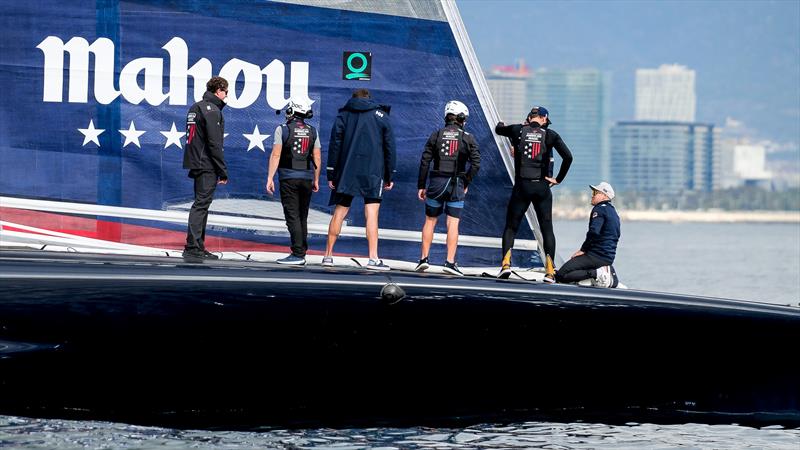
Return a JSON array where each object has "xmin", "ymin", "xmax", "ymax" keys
[{"xmin": 0, "ymin": 250, "xmax": 798, "ymax": 429}]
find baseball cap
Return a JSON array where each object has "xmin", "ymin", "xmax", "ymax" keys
[
  {"xmin": 528, "ymin": 106, "xmax": 551, "ymax": 125},
  {"xmin": 589, "ymin": 181, "xmax": 615, "ymax": 200},
  {"xmin": 529, "ymin": 106, "xmax": 549, "ymax": 117}
]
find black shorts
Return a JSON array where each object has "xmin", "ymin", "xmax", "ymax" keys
[{"xmin": 332, "ymin": 193, "xmax": 382, "ymax": 208}]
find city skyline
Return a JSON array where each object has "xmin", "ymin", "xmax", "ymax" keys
[
  {"xmin": 458, "ymin": 0, "xmax": 800, "ymax": 153},
  {"xmin": 635, "ymin": 64, "xmax": 696, "ymax": 122}
]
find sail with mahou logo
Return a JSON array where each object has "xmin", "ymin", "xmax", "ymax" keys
[{"xmin": 0, "ymin": 0, "xmax": 543, "ymax": 268}]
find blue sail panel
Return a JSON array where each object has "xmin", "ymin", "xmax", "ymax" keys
[{"xmin": 0, "ymin": 0, "xmax": 538, "ymax": 267}]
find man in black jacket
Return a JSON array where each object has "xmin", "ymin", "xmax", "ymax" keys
[
  {"xmin": 415, "ymin": 100, "xmax": 480, "ymax": 276},
  {"xmin": 495, "ymin": 106, "xmax": 573, "ymax": 279},
  {"xmin": 182, "ymin": 76, "xmax": 228, "ymax": 260},
  {"xmin": 555, "ymin": 182, "xmax": 620, "ymax": 288}
]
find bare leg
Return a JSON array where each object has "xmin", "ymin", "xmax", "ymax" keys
[
  {"xmin": 364, "ymin": 203, "xmax": 380, "ymax": 260},
  {"xmin": 445, "ymin": 215, "xmax": 460, "ymax": 262},
  {"xmin": 325, "ymin": 205, "xmax": 349, "ymax": 257},
  {"xmin": 420, "ymin": 216, "xmax": 438, "ymax": 259}
]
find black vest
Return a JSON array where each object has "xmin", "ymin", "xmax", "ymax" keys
[
  {"xmin": 433, "ymin": 124, "xmax": 464, "ymax": 175},
  {"xmin": 279, "ymin": 120, "xmax": 316, "ymax": 170},
  {"xmin": 516, "ymin": 125, "xmax": 546, "ymax": 180}
]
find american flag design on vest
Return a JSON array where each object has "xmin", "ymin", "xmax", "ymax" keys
[
  {"xmin": 523, "ymin": 132, "xmax": 542, "ymax": 160},
  {"xmin": 293, "ymin": 124, "xmax": 310, "ymax": 155},
  {"xmin": 440, "ymin": 130, "xmax": 460, "ymax": 156}
]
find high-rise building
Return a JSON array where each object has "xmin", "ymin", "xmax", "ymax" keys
[
  {"xmin": 527, "ymin": 68, "xmax": 611, "ymax": 189},
  {"xmin": 718, "ymin": 119, "xmax": 773, "ymax": 188},
  {"xmin": 485, "ymin": 59, "xmax": 529, "ymax": 124},
  {"xmin": 635, "ymin": 64, "xmax": 696, "ymax": 122},
  {"xmin": 610, "ymin": 121, "xmax": 720, "ymax": 194}
]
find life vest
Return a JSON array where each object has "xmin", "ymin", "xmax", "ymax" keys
[
  {"xmin": 516, "ymin": 125, "xmax": 546, "ymax": 180},
  {"xmin": 433, "ymin": 124, "xmax": 464, "ymax": 175},
  {"xmin": 279, "ymin": 119, "xmax": 316, "ymax": 170}
]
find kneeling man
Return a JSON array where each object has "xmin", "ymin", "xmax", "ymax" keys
[{"xmin": 555, "ymin": 182, "xmax": 620, "ymax": 287}]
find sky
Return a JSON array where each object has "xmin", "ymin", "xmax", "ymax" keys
[{"xmin": 457, "ymin": 0, "xmax": 800, "ymax": 150}]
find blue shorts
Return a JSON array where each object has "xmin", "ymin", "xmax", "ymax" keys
[{"xmin": 425, "ymin": 197, "xmax": 464, "ymax": 218}]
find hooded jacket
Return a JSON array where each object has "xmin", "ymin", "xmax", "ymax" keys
[
  {"xmin": 183, "ymin": 91, "xmax": 227, "ymax": 179},
  {"xmin": 326, "ymin": 97, "xmax": 396, "ymax": 201}
]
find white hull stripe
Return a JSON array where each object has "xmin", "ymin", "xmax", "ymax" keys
[{"xmin": 0, "ymin": 197, "xmax": 537, "ymax": 250}]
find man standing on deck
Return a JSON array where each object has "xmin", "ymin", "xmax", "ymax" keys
[
  {"xmin": 322, "ymin": 89, "xmax": 396, "ymax": 270},
  {"xmin": 182, "ymin": 76, "xmax": 229, "ymax": 261},
  {"xmin": 555, "ymin": 182, "xmax": 620, "ymax": 287},
  {"xmin": 415, "ymin": 100, "xmax": 480, "ymax": 276},
  {"xmin": 495, "ymin": 106, "xmax": 573, "ymax": 279},
  {"xmin": 266, "ymin": 97, "xmax": 322, "ymax": 265}
]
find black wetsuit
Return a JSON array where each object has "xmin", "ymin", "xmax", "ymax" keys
[{"xmin": 495, "ymin": 122, "xmax": 573, "ymax": 262}]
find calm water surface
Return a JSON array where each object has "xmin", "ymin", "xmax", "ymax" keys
[
  {"xmin": 1, "ymin": 221, "xmax": 799, "ymax": 448},
  {"xmin": 555, "ymin": 220, "xmax": 800, "ymax": 306},
  {"xmin": 1, "ymin": 416, "xmax": 798, "ymax": 449}
]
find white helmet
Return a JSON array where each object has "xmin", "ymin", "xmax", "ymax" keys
[
  {"xmin": 444, "ymin": 100, "xmax": 469, "ymax": 119},
  {"xmin": 286, "ymin": 97, "xmax": 314, "ymax": 118}
]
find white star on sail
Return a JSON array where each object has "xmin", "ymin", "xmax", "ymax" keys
[
  {"xmin": 243, "ymin": 125, "xmax": 269, "ymax": 152},
  {"xmin": 78, "ymin": 119, "xmax": 104, "ymax": 147},
  {"xmin": 160, "ymin": 122, "xmax": 185, "ymax": 149},
  {"xmin": 119, "ymin": 121, "xmax": 146, "ymax": 149}
]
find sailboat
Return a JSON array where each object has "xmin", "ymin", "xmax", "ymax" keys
[{"xmin": 1, "ymin": 0, "xmax": 798, "ymax": 428}]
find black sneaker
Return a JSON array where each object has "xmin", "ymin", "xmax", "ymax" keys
[
  {"xmin": 203, "ymin": 250, "xmax": 220, "ymax": 260},
  {"xmin": 182, "ymin": 248, "xmax": 204, "ymax": 261},
  {"xmin": 442, "ymin": 261, "xmax": 464, "ymax": 276},
  {"xmin": 415, "ymin": 257, "xmax": 430, "ymax": 272}
]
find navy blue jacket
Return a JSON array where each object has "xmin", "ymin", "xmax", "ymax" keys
[
  {"xmin": 580, "ymin": 200, "xmax": 620, "ymax": 263},
  {"xmin": 326, "ymin": 97, "xmax": 396, "ymax": 202}
]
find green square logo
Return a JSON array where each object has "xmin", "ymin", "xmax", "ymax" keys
[{"xmin": 343, "ymin": 51, "xmax": 371, "ymax": 80}]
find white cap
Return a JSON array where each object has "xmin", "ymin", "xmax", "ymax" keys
[
  {"xmin": 444, "ymin": 100, "xmax": 469, "ymax": 118},
  {"xmin": 589, "ymin": 181, "xmax": 615, "ymax": 200}
]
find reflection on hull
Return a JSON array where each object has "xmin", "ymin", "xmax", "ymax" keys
[{"xmin": 0, "ymin": 250, "xmax": 798, "ymax": 429}]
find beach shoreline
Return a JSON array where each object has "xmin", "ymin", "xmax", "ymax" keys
[{"xmin": 553, "ymin": 208, "xmax": 800, "ymax": 223}]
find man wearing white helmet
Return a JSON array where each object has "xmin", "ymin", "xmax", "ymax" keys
[
  {"xmin": 266, "ymin": 97, "xmax": 321, "ymax": 265},
  {"xmin": 415, "ymin": 100, "xmax": 480, "ymax": 276}
]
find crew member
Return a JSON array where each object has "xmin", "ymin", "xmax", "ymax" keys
[
  {"xmin": 555, "ymin": 182, "xmax": 620, "ymax": 287},
  {"xmin": 323, "ymin": 89, "xmax": 396, "ymax": 270},
  {"xmin": 182, "ymin": 76, "xmax": 229, "ymax": 261},
  {"xmin": 495, "ymin": 106, "xmax": 573, "ymax": 279},
  {"xmin": 266, "ymin": 97, "xmax": 321, "ymax": 265},
  {"xmin": 416, "ymin": 100, "xmax": 480, "ymax": 276}
]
